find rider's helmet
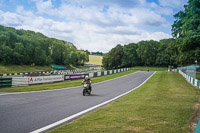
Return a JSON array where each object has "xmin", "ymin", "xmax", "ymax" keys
[{"xmin": 85, "ymin": 75, "xmax": 89, "ymax": 80}]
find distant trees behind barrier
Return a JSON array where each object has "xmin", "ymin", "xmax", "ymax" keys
[
  {"xmin": 103, "ymin": 0, "xmax": 200, "ymax": 69},
  {"xmin": 103, "ymin": 37, "xmax": 199, "ymax": 70},
  {"xmin": 102, "ymin": 39, "xmax": 175, "ymax": 69},
  {"xmin": 0, "ymin": 25, "xmax": 88, "ymax": 66},
  {"xmin": 89, "ymin": 51, "xmax": 103, "ymax": 56}
]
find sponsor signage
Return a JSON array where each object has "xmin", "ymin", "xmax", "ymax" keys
[
  {"xmin": 70, "ymin": 74, "xmax": 82, "ymax": 80},
  {"xmin": 65, "ymin": 74, "xmax": 86, "ymax": 80},
  {"xmin": 29, "ymin": 75, "xmax": 64, "ymax": 84}
]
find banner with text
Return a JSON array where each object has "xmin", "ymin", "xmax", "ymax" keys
[{"xmin": 29, "ymin": 75, "xmax": 64, "ymax": 85}]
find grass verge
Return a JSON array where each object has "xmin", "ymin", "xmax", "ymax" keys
[
  {"xmin": 0, "ymin": 64, "xmax": 52, "ymax": 74},
  {"xmin": 197, "ymin": 73, "xmax": 200, "ymax": 80},
  {"xmin": 132, "ymin": 66, "xmax": 167, "ymax": 71},
  {"xmin": 48, "ymin": 72, "xmax": 200, "ymax": 133},
  {"xmin": 0, "ymin": 69, "xmax": 137, "ymax": 92}
]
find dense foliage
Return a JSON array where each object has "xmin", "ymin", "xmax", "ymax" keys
[
  {"xmin": 171, "ymin": 0, "xmax": 200, "ymax": 65},
  {"xmin": 0, "ymin": 25, "xmax": 89, "ymax": 66},
  {"xmin": 103, "ymin": 0, "xmax": 200, "ymax": 69},
  {"xmin": 102, "ymin": 39, "xmax": 174, "ymax": 69},
  {"xmin": 89, "ymin": 51, "xmax": 104, "ymax": 56}
]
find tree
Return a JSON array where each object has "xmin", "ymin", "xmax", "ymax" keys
[
  {"xmin": 0, "ymin": 25, "xmax": 85, "ymax": 66},
  {"xmin": 77, "ymin": 50, "xmax": 88, "ymax": 65},
  {"xmin": 136, "ymin": 40, "xmax": 159, "ymax": 66},
  {"xmin": 122, "ymin": 43, "xmax": 140, "ymax": 67},
  {"xmin": 155, "ymin": 39, "xmax": 171, "ymax": 66},
  {"xmin": 12, "ymin": 43, "xmax": 25, "ymax": 64},
  {"xmin": 110, "ymin": 44, "xmax": 123, "ymax": 69},
  {"xmin": 172, "ymin": 0, "xmax": 200, "ymax": 65},
  {"xmin": 69, "ymin": 51, "xmax": 78, "ymax": 66},
  {"xmin": 102, "ymin": 53, "xmax": 109, "ymax": 69},
  {"xmin": 102, "ymin": 44, "xmax": 123, "ymax": 69},
  {"xmin": 0, "ymin": 44, "xmax": 12, "ymax": 64}
]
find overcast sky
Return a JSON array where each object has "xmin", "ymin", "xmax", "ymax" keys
[{"xmin": 0, "ymin": 0, "xmax": 188, "ymax": 52}]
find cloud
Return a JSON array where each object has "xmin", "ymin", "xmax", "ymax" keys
[
  {"xmin": 158, "ymin": 0, "xmax": 188, "ymax": 9},
  {"xmin": 69, "ymin": 23, "xmax": 171, "ymax": 52},
  {"xmin": 0, "ymin": 10, "xmax": 23, "ymax": 26},
  {"xmin": 0, "ymin": 0, "xmax": 176, "ymax": 52},
  {"xmin": 35, "ymin": 0, "xmax": 53, "ymax": 14}
]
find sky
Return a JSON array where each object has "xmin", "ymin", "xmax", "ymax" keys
[{"xmin": 0, "ymin": 0, "xmax": 188, "ymax": 52}]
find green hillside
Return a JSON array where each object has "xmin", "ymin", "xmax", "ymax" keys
[
  {"xmin": 0, "ymin": 64, "xmax": 51, "ymax": 74},
  {"xmin": 0, "ymin": 25, "xmax": 88, "ymax": 66},
  {"xmin": 89, "ymin": 55, "xmax": 103, "ymax": 65}
]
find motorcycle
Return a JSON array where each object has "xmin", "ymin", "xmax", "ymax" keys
[{"xmin": 82, "ymin": 83, "xmax": 91, "ymax": 96}]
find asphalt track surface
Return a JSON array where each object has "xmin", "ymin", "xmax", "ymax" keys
[{"xmin": 0, "ymin": 71, "xmax": 154, "ymax": 133}]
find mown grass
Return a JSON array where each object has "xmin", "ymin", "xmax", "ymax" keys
[
  {"xmin": 0, "ymin": 64, "xmax": 90, "ymax": 74},
  {"xmin": 48, "ymin": 72, "xmax": 200, "ymax": 133},
  {"xmin": 0, "ymin": 64, "xmax": 52, "ymax": 74},
  {"xmin": 89, "ymin": 55, "xmax": 103, "ymax": 65},
  {"xmin": 68, "ymin": 65, "xmax": 90, "ymax": 70},
  {"xmin": 197, "ymin": 73, "xmax": 200, "ymax": 80},
  {"xmin": 0, "ymin": 68, "xmax": 137, "ymax": 92},
  {"xmin": 132, "ymin": 66, "xmax": 168, "ymax": 71}
]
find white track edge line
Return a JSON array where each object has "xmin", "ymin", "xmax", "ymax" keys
[
  {"xmin": 0, "ymin": 71, "xmax": 141, "ymax": 96},
  {"xmin": 30, "ymin": 71, "xmax": 156, "ymax": 133}
]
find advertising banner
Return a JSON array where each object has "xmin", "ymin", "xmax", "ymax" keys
[
  {"xmin": 65, "ymin": 74, "xmax": 86, "ymax": 80},
  {"xmin": 29, "ymin": 75, "xmax": 64, "ymax": 84}
]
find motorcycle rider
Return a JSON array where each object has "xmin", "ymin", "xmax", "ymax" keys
[{"xmin": 82, "ymin": 75, "xmax": 92, "ymax": 92}]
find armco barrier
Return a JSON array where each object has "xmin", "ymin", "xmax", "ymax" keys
[
  {"xmin": 1, "ymin": 68, "xmax": 130, "ymax": 88},
  {"xmin": 104, "ymin": 71, "xmax": 107, "ymax": 75},
  {"xmin": 93, "ymin": 72, "xmax": 98, "ymax": 77},
  {"xmin": 12, "ymin": 75, "xmax": 65, "ymax": 87},
  {"xmin": 0, "ymin": 78, "xmax": 12, "ymax": 88},
  {"xmin": 88, "ymin": 68, "xmax": 130, "ymax": 78},
  {"xmin": 178, "ymin": 70, "xmax": 200, "ymax": 89},
  {"xmin": 0, "ymin": 67, "xmax": 98, "ymax": 77},
  {"xmin": 109, "ymin": 70, "xmax": 112, "ymax": 74},
  {"xmin": 97, "ymin": 72, "xmax": 101, "ymax": 77},
  {"xmin": 65, "ymin": 68, "xmax": 130, "ymax": 80},
  {"xmin": 101, "ymin": 71, "xmax": 104, "ymax": 76},
  {"xmin": 12, "ymin": 77, "xmax": 29, "ymax": 87}
]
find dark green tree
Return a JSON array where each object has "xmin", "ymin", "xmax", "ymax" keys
[
  {"xmin": 122, "ymin": 43, "xmax": 140, "ymax": 67},
  {"xmin": 102, "ymin": 44, "xmax": 123, "ymax": 69},
  {"xmin": 172, "ymin": 0, "xmax": 200, "ymax": 65},
  {"xmin": 0, "ymin": 44, "xmax": 12, "ymax": 64},
  {"xmin": 136, "ymin": 40, "xmax": 159, "ymax": 66},
  {"xmin": 12, "ymin": 42, "xmax": 25, "ymax": 64},
  {"xmin": 69, "ymin": 51, "xmax": 78, "ymax": 66},
  {"xmin": 155, "ymin": 39, "xmax": 172, "ymax": 66},
  {"xmin": 102, "ymin": 53, "xmax": 112, "ymax": 69}
]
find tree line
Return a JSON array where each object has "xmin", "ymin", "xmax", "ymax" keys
[
  {"xmin": 0, "ymin": 25, "xmax": 89, "ymax": 66},
  {"xmin": 103, "ymin": 0, "xmax": 200, "ymax": 69},
  {"xmin": 103, "ymin": 39, "xmax": 174, "ymax": 69},
  {"xmin": 90, "ymin": 51, "xmax": 104, "ymax": 56}
]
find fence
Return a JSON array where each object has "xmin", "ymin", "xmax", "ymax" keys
[
  {"xmin": 88, "ymin": 68, "xmax": 129, "ymax": 78},
  {"xmin": 12, "ymin": 77, "xmax": 29, "ymax": 87},
  {"xmin": 178, "ymin": 69, "xmax": 200, "ymax": 89},
  {"xmin": 0, "ymin": 68, "xmax": 98, "ymax": 77},
  {"xmin": 64, "ymin": 68, "xmax": 130, "ymax": 79},
  {"xmin": 0, "ymin": 68, "xmax": 130, "ymax": 88},
  {"xmin": 0, "ymin": 78, "xmax": 12, "ymax": 88},
  {"xmin": 12, "ymin": 75, "xmax": 64, "ymax": 87}
]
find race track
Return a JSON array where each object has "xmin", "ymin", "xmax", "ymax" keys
[{"xmin": 0, "ymin": 71, "xmax": 154, "ymax": 133}]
